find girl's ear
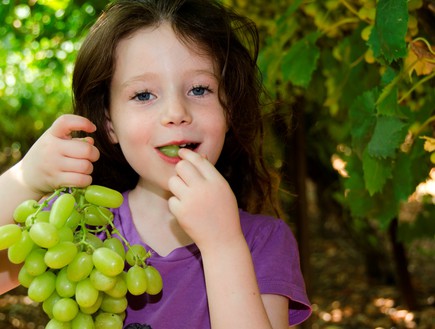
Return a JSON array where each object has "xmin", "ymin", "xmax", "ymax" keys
[{"xmin": 105, "ymin": 110, "xmax": 119, "ymax": 144}]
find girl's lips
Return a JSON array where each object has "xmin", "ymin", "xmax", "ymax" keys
[{"xmin": 156, "ymin": 142, "xmax": 200, "ymax": 163}]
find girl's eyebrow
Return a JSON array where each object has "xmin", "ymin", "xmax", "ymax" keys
[
  {"xmin": 121, "ymin": 72, "xmax": 158, "ymax": 88},
  {"xmin": 120, "ymin": 69, "xmax": 219, "ymax": 88}
]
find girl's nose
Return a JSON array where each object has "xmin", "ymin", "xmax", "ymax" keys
[{"xmin": 160, "ymin": 97, "xmax": 192, "ymax": 126}]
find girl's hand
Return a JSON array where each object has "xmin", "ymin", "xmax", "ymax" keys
[
  {"xmin": 168, "ymin": 148, "xmax": 243, "ymax": 251},
  {"xmin": 19, "ymin": 114, "xmax": 100, "ymax": 195}
]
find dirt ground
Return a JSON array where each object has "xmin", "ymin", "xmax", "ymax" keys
[{"xmin": 297, "ymin": 204, "xmax": 435, "ymax": 329}]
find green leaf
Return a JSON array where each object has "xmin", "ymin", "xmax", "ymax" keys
[
  {"xmin": 281, "ymin": 32, "xmax": 320, "ymax": 87},
  {"xmin": 367, "ymin": 116, "xmax": 408, "ymax": 158},
  {"xmin": 343, "ymin": 155, "xmax": 375, "ymax": 218},
  {"xmin": 368, "ymin": 0, "xmax": 408, "ymax": 63},
  {"xmin": 372, "ymin": 182, "xmax": 398, "ymax": 229},
  {"xmin": 377, "ymin": 67, "xmax": 400, "ymax": 116},
  {"xmin": 392, "ymin": 153, "xmax": 414, "ymax": 202},
  {"xmin": 362, "ymin": 148, "xmax": 392, "ymax": 195},
  {"xmin": 349, "ymin": 89, "xmax": 378, "ymax": 157}
]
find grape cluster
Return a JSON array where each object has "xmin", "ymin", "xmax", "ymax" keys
[{"xmin": 0, "ymin": 185, "xmax": 162, "ymax": 329}]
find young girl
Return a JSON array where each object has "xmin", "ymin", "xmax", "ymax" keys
[{"xmin": 0, "ymin": 0, "xmax": 311, "ymax": 328}]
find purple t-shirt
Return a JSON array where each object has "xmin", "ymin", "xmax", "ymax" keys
[{"xmin": 111, "ymin": 191, "xmax": 312, "ymax": 328}]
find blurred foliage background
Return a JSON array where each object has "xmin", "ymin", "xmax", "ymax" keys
[{"xmin": 1, "ymin": 0, "xmax": 435, "ymax": 328}]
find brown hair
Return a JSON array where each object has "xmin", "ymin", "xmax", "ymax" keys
[{"xmin": 73, "ymin": 0, "xmax": 276, "ymax": 214}]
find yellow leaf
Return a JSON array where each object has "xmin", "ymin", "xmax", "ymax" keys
[
  {"xmin": 404, "ymin": 40, "xmax": 435, "ymax": 78},
  {"xmin": 420, "ymin": 136, "xmax": 435, "ymax": 152}
]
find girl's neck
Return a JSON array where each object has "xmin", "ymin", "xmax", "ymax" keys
[{"xmin": 128, "ymin": 183, "xmax": 194, "ymax": 256}]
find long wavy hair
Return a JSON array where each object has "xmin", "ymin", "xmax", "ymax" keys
[{"xmin": 73, "ymin": 0, "xmax": 277, "ymax": 214}]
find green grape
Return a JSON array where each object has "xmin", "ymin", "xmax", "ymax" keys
[
  {"xmin": 8, "ymin": 230, "xmax": 35, "ymax": 264},
  {"xmin": 126, "ymin": 265, "xmax": 148, "ymax": 296},
  {"xmin": 58, "ymin": 226, "xmax": 74, "ymax": 242},
  {"xmin": 83, "ymin": 232, "xmax": 104, "ymax": 250},
  {"xmin": 94, "ymin": 312, "xmax": 123, "ymax": 329},
  {"xmin": 71, "ymin": 311, "xmax": 95, "ymax": 329},
  {"xmin": 103, "ymin": 237, "xmax": 126, "ymax": 259},
  {"xmin": 90, "ymin": 268, "xmax": 117, "ymax": 291},
  {"xmin": 34, "ymin": 210, "xmax": 50, "ymax": 223},
  {"xmin": 49, "ymin": 193, "xmax": 76, "ymax": 229},
  {"xmin": 84, "ymin": 185, "xmax": 124, "ymax": 209},
  {"xmin": 18, "ymin": 265, "xmax": 34, "ymax": 288},
  {"xmin": 29, "ymin": 222, "xmax": 60, "ymax": 248},
  {"xmin": 159, "ymin": 145, "xmax": 180, "ymax": 158},
  {"xmin": 0, "ymin": 224, "xmax": 22, "ymax": 250},
  {"xmin": 92, "ymin": 247, "xmax": 124, "ymax": 277},
  {"xmin": 100, "ymin": 295, "xmax": 128, "ymax": 314},
  {"xmin": 144, "ymin": 265, "xmax": 163, "ymax": 295},
  {"xmin": 42, "ymin": 291, "xmax": 62, "ymax": 319},
  {"xmin": 56, "ymin": 267, "xmax": 77, "ymax": 298},
  {"xmin": 79, "ymin": 293, "xmax": 103, "ymax": 315},
  {"xmin": 67, "ymin": 251, "xmax": 94, "ymax": 282},
  {"xmin": 28, "ymin": 270, "xmax": 56, "ymax": 302},
  {"xmin": 84, "ymin": 205, "xmax": 112, "ymax": 226},
  {"xmin": 126, "ymin": 244, "xmax": 148, "ymax": 266},
  {"xmin": 45, "ymin": 241, "xmax": 78, "ymax": 269},
  {"xmin": 52, "ymin": 297, "xmax": 79, "ymax": 322},
  {"xmin": 65, "ymin": 209, "xmax": 82, "ymax": 231},
  {"xmin": 45, "ymin": 318, "xmax": 72, "ymax": 329},
  {"xmin": 13, "ymin": 199, "xmax": 39, "ymax": 223},
  {"xmin": 105, "ymin": 274, "xmax": 128, "ymax": 298},
  {"xmin": 75, "ymin": 278, "xmax": 100, "ymax": 308},
  {"xmin": 25, "ymin": 248, "xmax": 47, "ymax": 276}
]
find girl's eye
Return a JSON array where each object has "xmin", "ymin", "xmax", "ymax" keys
[
  {"xmin": 189, "ymin": 85, "xmax": 211, "ymax": 97},
  {"xmin": 133, "ymin": 91, "xmax": 155, "ymax": 102}
]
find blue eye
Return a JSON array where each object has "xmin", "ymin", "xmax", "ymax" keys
[
  {"xmin": 134, "ymin": 91, "xmax": 154, "ymax": 101},
  {"xmin": 190, "ymin": 85, "xmax": 211, "ymax": 96}
]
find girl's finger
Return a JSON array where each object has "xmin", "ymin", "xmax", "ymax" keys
[
  {"xmin": 49, "ymin": 114, "xmax": 96, "ymax": 140},
  {"xmin": 177, "ymin": 148, "xmax": 216, "ymax": 179},
  {"xmin": 60, "ymin": 138, "xmax": 100, "ymax": 163},
  {"xmin": 59, "ymin": 158, "xmax": 95, "ymax": 175},
  {"xmin": 168, "ymin": 175, "xmax": 188, "ymax": 197},
  {"xmin": 57, "ymin": 173, "xmax": 93, "ymax": 188},
  {"xmin": 174, "ymin": 159, "xmax": 203, "ymax": 186}
]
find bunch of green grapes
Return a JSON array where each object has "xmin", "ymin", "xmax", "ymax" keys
[{"xmin": 0, "ymin": 185, "xmax": 162, "ymax": 329}]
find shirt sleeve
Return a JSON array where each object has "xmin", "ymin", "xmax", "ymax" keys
[{"xmin": 249, "ymin": 217, "xmax": 312, "ymax": 326}]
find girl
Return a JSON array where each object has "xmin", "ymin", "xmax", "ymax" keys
[{"xmin": 0, "ymin": 0, "xmax": 311, "ymax": 328}]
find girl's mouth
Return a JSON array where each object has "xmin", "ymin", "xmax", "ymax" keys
[{"xmin": 158, "ymin": 143, "xmax": 199, "ymax": 158}]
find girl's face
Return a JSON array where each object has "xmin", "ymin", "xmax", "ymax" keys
[{"xmin": 108, "ymin": 23, "xmax": 227, "ymax": 194}]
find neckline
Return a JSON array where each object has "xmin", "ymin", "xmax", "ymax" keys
[{"xmin": 117, "ymin": 190, "xmax": 201, "ymax": 261}]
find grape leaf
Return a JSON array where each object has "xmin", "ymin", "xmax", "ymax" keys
[
  {"xmin": 343, "ymin": 155, "xmax": 375, "ymax": 218},
  {"xmin": 281, "ymin": 32, "xmax": 320, "ymax": 87},
  {"xmin": 372, "ymin": 182, "xmax": 398, "ymax": 229},
  {"xmin": 349, "ymin": 89, "xmax": 378, "ymax": 157},
  {"xmin": 367, "ymin": 116, "xmax": 408, "ymax": 158},
  {"xmin": 377, "ymin": 67, "xmax": 400, "ymax": 116},
  {"xmin": 367, "ymin": 0, "xmax": 408, "ymax": 63},
  {"xmin": 362, "ymin": 148, "xmax": 392, "ymax": 195}
]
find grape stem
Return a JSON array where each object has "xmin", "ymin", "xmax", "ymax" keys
[{"xmin": 26, "ymin": 187, "xmax": 68, "ymax": 227}]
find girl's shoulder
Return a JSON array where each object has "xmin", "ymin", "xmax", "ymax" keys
[{"xmin": 238, "ymin": 209, "xmax": 297, "ymax": 248}]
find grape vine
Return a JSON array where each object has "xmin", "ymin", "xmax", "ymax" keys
[{"xmin": 0, "ymin": 185, "xmax": 162, "ymax": 329}]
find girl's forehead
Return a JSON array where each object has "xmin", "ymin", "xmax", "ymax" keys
[
  {"xmin": 114, "ymin": 24, "xmax": 220, "ymax": 74},
  {"xmin": 112, "ymin": 24, "xmax": 220, "ymax": 84}
]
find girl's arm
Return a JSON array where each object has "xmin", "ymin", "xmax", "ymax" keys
[
  {"xmin": 0, "ymin": 114, "xmax": 99, "ymax": 294},
  {"xmin": 168, "ymin": 149, "xmax": 288, "ymax": 329}
]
